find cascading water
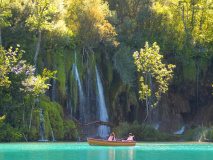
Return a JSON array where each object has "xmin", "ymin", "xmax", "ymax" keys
[
  {"xmin": 95, "ymin": 65, "xmax": 110, "ymax": 138},
  {"xmin": 155, "ymin": 122, "xmax": 160, "ymax": 130},
  {"xmin": 72, "ymin": 49, "xmax": 86, "ymax": 122},
  {"xmin": 38, "ymin": 109, "xmax": 48, "ymax": 142},
  {"xmin": 51, "ymin": 127, "xmax": 56, "ymax": 141},
  {"xmin": 72, "ymin": 64, "xmax": 85, "ymax": 104},
  {"xmin": 173, "ymin": 125, "xmax": 185, "ymax": 134}
]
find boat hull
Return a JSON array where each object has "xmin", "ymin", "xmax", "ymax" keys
[{"xmin": 87, "ymin": 138, "xmax": 136, "ymax": 146}]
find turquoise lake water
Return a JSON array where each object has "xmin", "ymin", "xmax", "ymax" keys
[{"xmin": 0, "ymin": 142, "xmax": 213, "ymax": 160}]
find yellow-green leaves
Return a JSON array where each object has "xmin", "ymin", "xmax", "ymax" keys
[
  {"xmin": 21, "ymin": 75, "xmax": 50, "ymax": 97},
  {"xmin": 66, "ymin": 0, "xmax": 118, "ymax": 47},
  {"xmin": 0, "ymin": 0, "xmax": 12, "ymax": 27},
  {"xmin": 25, "ymin": 0, "xmax": 58, "ymax": 32},
  {"xmin": 21, "ymin": 68, "xmax": 57, "ymax": 97},
  {"xmin": 0, "ymin": 115, "xmax": 5, "ymax": 121},
  {"xmin": 0, "ymin": 45, "xmax": 25, "ymax": 87},
  {"xmin": 133, "ymin": 42, "xmax": 176, "ymax": 107},
  {"xmin": 0, "ymin": 45, "xmax": 55, "ymax": 98}
]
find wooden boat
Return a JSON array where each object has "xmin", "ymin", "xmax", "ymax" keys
[{"xmin": 87, "ymin": 138, "xmax": 136, "ymax": 146}]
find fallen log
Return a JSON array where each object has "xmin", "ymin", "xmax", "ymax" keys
[{"xmin": 68, "ymin": 116, "xmax": 114, "ymax": 128}]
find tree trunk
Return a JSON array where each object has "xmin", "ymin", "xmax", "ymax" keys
[
  {"xmin": 0, "ymin": 22, "xmax": 2, "ymax": 46},
  {"xmin": 34, "ymin": 30, "xmax": 41, "ymax": 66},
  {"xmin": 29, "ymin": 105, "xmax": 33, "ymax": 129},
  {"xmin": 22, "ymin": 133, "xmax": 28, "ymax": 142}
]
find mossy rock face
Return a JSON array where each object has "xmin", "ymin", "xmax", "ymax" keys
[
  {"xmin": 48, "ymin": 102, "xmax": 64, "ymax": 140},
  {"xmin": 65, "ymin": 48, "xmax": 74, "ymax": 76},
  {"xmin": 63, "ymin": 120, "xmax": 78, "ymax": 141},
  {"xmin": 39, "ymin": 96, "xmax": 64, "ymax": 141},
  {"xmin": 183, "ymin": 58, "xmax": 196, "ymax": 82},
  {"xmin": 56, "ymin": 50, "xmax": 67, "ymax": 98},
  {"xmin": 28, "ymin": 108, "xmax": 40, "ymax": 141}
]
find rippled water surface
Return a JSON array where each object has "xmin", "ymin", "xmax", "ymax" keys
[{"xmin": 0, "ymin": 142, "xmax": 213, "ymax": 160}]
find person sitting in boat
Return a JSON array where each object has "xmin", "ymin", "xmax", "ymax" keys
[
  {"xmin": 108, "ymin": 132, "xmax": 116, "ymax": 141},
  {"xmin": 126, "ymin": 133, "xmax": 134, "ymax": 141},
  {"xmin": 122, "ymin": 133, "xmax": 134, "ymax": 142}
]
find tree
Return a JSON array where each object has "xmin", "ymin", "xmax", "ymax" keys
[
  {"xmin": 0, "ymin": 0, "xmax": 11, "ymax": 45},
  {"xmin": 154, "ymin": 0, "xmax": 213, "ymax": 82},
  {"xmin": 0, "ymin": 44, "xmax": 55, "ymax": 93},
  {"xmin": 133, "ymin": 42, "xmax": 175, "ymax": 130},
  {"xmin": 0, "ymin": 44, "xmax": 56, "ymax": 139},
  {"xmin": 25, "ymin": 0, "xmax": 58, "ymax": 66},
  {"xmin": 65, "ymin": 0, "xmax": 118, "ymax": 54}
]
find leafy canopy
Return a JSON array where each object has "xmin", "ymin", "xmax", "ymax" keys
[
  {"xmin": 65, "ymin": 0, "xmax": 118, "ymax": 48},
  {"xmin": 0, "ymin": 0, "xmax": 11, "ymax": 27},
  {"xmin": 25, "ymin": 0, "xmax": 58, "ymax": 31}
]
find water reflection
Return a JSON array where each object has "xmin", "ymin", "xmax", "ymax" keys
[
  {"xmin": 108, "ymin": 149, "xmax": 115, "ymax": 160},
  {"xmin": 87, "ymin": 147, "xmax": 134, "ymax": 160}
]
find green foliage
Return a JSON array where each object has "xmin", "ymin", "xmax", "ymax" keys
[
  {"xmin": 51, "ymin": 20, "xmax": 75, "ymax": 48},
  {"xmin": 69, "ymin": 72, "xmax": 78, "ymax": 112},
  {"xmin": 183, "ymin": 126, "xmax": 213, "ymax": 142},
  {"xmin": 39, "ymin": 96, "xmax": 64, "ymax": 140},
  {"xmin": 48, "ymin": 102, "xmax": 64, "ymax": 140},
  {"xmin": 66, "ymin": 0, "xmax": 118, "ymax": 48},
  {"xmin": 0, "ymin": 115, "xmax": 23, "ymax": 142},
  {"xmin": 0, "ymin": 45, "xmax": 54, "ymax": 98},
  {"xmin": 21, "ymin": 67, "xmax": 57, "ymax": 97},
  {"xmin": 0, "ymin": 0, "xmax": 12, "ymax": 28},
  {"xmin": 28, "ymin": 108, "xmax": 40, "ymax": 141},
  {"xmin": 0, "ymin": 47, "xmax": 10, "ymax": 87},
  {"xmin": 133, "ymin": 42, "xmax": 176, "ymax": 107},
  {"xmin": 0, "ymin": 45, "xmax": 27, "ymax": 87},
  {"xmin": 25, "ymin": 0, "xmax": 58, "ymax": 32},
  {"xmin": 64, "ymin": 120, "xmax": 78, "ymax": 141},
  {"xmin": 106, "ymin": 62, "xmax": 113, "ymax": 85},
  {"xmin": 182, "ymin": 58, "xmax": 197, "ymax": 82},
  {"xmin": 0, "ymin": 115, "xmax": 6, "ymax": 127},
  {"xmin": 56, "ymin": 51, "xmax": 66, "ymax": 97},
  {"xmin": 0, "ymin": 0, "xmax": 213, "ymax": 142},
  {"xmin": 114, "ymin": 121, "xmax": 181, "ymax": 141},
  {"xmin": 113, "ymin": 45, "xmax": 136, "ymax": 85}
]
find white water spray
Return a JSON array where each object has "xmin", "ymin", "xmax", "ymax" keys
[
  {"xmin": 95, "ymin": 65, "xmax": 110, "ymax": 138},
  {"xmin": 173, "ymin": 125, "xmax": 185, "ymax": 134},
  {"xmin": 38, "ymin": 109, "xmax": 48, "ymax": 142},
  {"xmin": 72, "ymin": 49, "xmax": 85, "ymax": 122}
]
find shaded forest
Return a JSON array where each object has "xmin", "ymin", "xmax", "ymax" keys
[{"xmin": 0, "ymin": 0, "xmax": 213, "ymax": 142}]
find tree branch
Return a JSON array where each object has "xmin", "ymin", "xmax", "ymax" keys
[{"xmin": 68, "ymin": 116, "xmax": 114, "ymax": 128}]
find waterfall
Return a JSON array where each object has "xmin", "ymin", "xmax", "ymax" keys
[
  {"xmin": 95, "ymin": 65, "xmax": 110, "ymax": 138},
  {"xmin": 173, "ymin": 125, "xmax": 185, "ymax": 134},
  {"xmin": 77, "ymin": 131, "xmax": 81, "ymax": 142},
  {"xmin": 72, "ymin": 64, "xmax": 85, "ymax": 102},
  {"xmin": 154, "ymin": 122, "xmax": 160, "ymax": 130},
  {"xmin": 38, "ymin": 109, "xmax": 48, "ymax": 142},
  {"xmin": 51, "ymin": 127, "xmax": 56, "ymax": 141},
  {"xmin": 72, "ymin": 49, "xmax": 86, "ymax": 122}
]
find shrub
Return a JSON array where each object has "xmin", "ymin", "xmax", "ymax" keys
[
  {"xmin": 64, "ymin": 120, "xmax": 78, "ymax": 141},
  {"xmin": 114, "ymin": 121, "xmax": 181, "ymax": 141},
  {"xmin": 183, "ymin": 126, "xmax": 213, "ymax": 142}
]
